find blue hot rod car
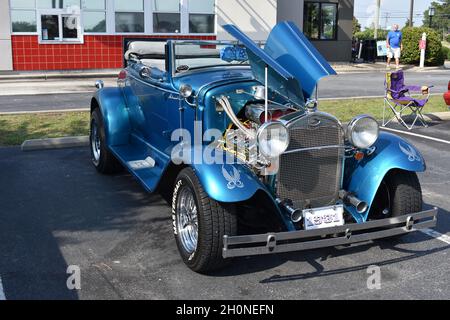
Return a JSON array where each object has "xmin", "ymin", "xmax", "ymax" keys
[{"xmin": 90, "ymin": 22, "xmax": 437, "ymax": 273}]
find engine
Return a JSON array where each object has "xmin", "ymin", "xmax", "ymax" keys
[
  {"xmin": 216, "ymin": 94, "xmax": 297, "ymax": 174},
  {"xmin": 244, "ymin": 103, "xmax": 295, "ymax": 125}
]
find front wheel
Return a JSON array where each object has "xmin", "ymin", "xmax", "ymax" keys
[
  {"xmin": 369, "ymin": 170, "xmax": 423, "ymax": 220},
  {"xmin": 172, "ymin": 168, "xmax": 237, "ymax": 273}
]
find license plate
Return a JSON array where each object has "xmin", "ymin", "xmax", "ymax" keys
[{"xmin": 303, "ymin": 205, "xmax": 344, "ymax": 230}]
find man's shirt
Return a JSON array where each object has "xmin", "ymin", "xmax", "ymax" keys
[{"xmin": 387, "ymin": 30, "xmax": 402, "ymax": 49}]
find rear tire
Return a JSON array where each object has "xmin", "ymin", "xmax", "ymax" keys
[
  {"xmin": 90, "ymin": 108, "xmax": 122, "ymax": 174},
  {"xmin": 369, "ymin": 170, "xmax": 422, "ymax": 220},
  {"xmin": 172, "ymin": 167, "xmax": 237, "ymax": 273}
]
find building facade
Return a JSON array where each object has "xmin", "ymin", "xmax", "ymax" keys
[
  {"xmin": 278, "ymin": 0, "xmax": 354, "ymax": 62},
  {"xmin": 0, "ymin": 0, "xmax": 353, "ymax": 72}
]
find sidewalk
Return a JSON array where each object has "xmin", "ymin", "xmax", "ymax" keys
[{"xmin": 330, "ymin": 61, "xmax": 449, "ymax": 73}]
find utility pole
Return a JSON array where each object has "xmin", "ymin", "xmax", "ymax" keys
[
  {"xmin": 409, "ymin": 0, "xmax": 414, "ymax": 27},
  {"xmin": 374, "ymin": 0, "xmax": 381, "ymax": 39}
]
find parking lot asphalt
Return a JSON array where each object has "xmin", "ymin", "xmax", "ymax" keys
[{"xmin": 1, "ymin": 121, "xmax": 450, "ymax": 300}]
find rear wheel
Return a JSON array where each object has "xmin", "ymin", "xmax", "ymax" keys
[
  {"xmin": 90, "ymin": 108, "xmax": 122, "ymax": 174},
  {"xmin": 369, "ymin": 170, "xmax": 422, "ymax": 220},
  {"xmin": 172, "ymin": 168, "xmax": 237, "ymax": 273}
]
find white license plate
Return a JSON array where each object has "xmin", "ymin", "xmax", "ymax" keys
[{"xmin": 303, "ymin": 205, "xmax": 344, "ymax": 230}]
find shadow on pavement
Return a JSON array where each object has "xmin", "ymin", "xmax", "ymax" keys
[{"xmin": 0, "ymin": 147, "xmax": 170, "ymax": 299}]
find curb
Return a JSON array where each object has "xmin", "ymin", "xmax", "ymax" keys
[
  {"xmin": 21, "ymin": 136, "xmax": 89, "ymax": 152},
  {"xmin": 0, "ymin": 70, "xmax": 120, "ymax": 81},
  {"xmin": 423, "ymin": 111, "xmax": 450, "ymax": 121},
  {"xmin": 390, "ymin": 111, "xmax": 450, "ymax": 124},
  {"xmin": 0, "ymin": 108, "xmax": 90, "ymax": 116}
]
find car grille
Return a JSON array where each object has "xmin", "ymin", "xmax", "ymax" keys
[{"xmin": 277, "ymin": 113, "xmax": 345, "ymax": 210}]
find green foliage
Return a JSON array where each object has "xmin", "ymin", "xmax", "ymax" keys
[
  {"xmin": 401, "ymin": 27, "xmax": 444, "ymax": 66},
  {"xmin": 442, "ymin": 46, "xmax": 450, "ymax": 60},
  {"xmin": 422, "ymin": 1, "xmax": 450, "ymax": 38},
  {"xmin": 446, "ymin": 34, "xmax": 450, "ymax": 42},
  {"xmin": 353, "ymin": 17, "xmax": 361, "ymax": 37},
  {"xmin": 354, "ymin": 28, "xmax": 388, "ymax": 40}
]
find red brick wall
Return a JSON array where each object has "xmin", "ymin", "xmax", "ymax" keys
[{"xmin": 11, "ymin": 35, "xmax": 216, "ymax": 71}]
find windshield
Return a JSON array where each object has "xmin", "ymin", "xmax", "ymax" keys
[{"xmin": 173, "ymin": 42, "xmax": 249, "ymax": 74}]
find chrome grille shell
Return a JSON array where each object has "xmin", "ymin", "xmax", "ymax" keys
[{"xmin": 277, "ymin": 112, "xmax": 345, "ymax": 210}]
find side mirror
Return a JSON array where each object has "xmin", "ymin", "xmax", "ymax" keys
[{"xmin": 179, "ymin": 84, "xmax": 193, "ymax": 98}]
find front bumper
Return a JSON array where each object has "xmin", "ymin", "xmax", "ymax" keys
[{"xmin": 223, "ymin": 208, "xmax": 438, "ymax": 258}]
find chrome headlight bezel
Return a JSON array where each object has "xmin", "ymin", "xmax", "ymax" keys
[
  {"xmin": 347, "ymin": 115, "xmax": 380, "ymax": 149},
  {"xmin": 257, "ymin": 121, "xmax": 290, "ymax": 158}
]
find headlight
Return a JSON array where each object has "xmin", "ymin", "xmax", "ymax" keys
[
  {"xmin": 347, "ymin": 115, "xmax": 379, "ymax": 149},
  {"xmin": 257, "ymin": 122, "xmax": 289, "ymax": 158}
]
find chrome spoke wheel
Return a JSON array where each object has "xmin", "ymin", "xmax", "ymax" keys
[
  {"xmin": 91, "ymin": 120, "xmax": 101, "ymax": 165},
  {"xmin": 176, "ymin": 186, "xmax": 199, "ymax": 254}
]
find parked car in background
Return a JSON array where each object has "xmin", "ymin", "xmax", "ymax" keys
[
  {"xmin": 90, "ymin": 22, "xmax": 437, "ymax": 273},
  {"xmin": 444, "ymin": 81, "xmax": 450, "ymax": 107}
]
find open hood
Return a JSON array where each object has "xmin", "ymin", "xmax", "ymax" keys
[{"xmin": 223, "ymin": 21, "xmax": 336, "ymax": 101}]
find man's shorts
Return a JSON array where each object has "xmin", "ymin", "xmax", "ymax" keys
[{"xmin": 387, "ymin": 47, "xmax": 401, "ymax": 59}]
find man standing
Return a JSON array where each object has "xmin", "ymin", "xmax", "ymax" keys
[{"xmin": 386, "ymin": 24, "xmax": 403, "ymax": 69}]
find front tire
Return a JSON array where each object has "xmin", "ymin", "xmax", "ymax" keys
[
  {"xmin": 90, "ymin": 108, "xmax": 122, "ymax": 174},
  {"xmin": 369, "ymin": 170, "xmax": 423, "ymax": 220},
  {"xmin": 172, "ymin": 168, "xmax": 237, "ymax": 273}
]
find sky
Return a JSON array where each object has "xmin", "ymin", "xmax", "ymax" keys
[{"xmin": 354, "ymin": 0, "xmax": 435, "ymax": 30}]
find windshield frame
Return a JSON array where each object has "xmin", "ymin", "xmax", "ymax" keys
[{"xmin": 170, "ymin": 40, "xmax": 255, "ymax": 78}]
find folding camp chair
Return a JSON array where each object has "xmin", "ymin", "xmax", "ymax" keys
[{"xmin": 383, "ymin": 70, "xmax": 433, "ymax": 130}]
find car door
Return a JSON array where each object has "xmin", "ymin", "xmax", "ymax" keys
[{"xmin": 128, "ymin": 63, "xmax": 179, "ymax": 152}]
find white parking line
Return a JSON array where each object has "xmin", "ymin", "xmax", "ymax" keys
[
  {"xmin": 381, "ymin": 127, "xmax": 450, "ymax": 145},
  {"xmin": 0, "ymin": 276, "xmax": 6, "ymax": 300},
  {"xmin": 420, "ymin": 229, "xmax": 450, "ymax": 245}
]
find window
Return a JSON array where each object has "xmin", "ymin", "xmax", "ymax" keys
[
  {"xmin": 38, "ymin": 11, "xmax": 82, "ymax": 42},
  {"xmin": 82, "ymin": 0, "xmax": 106, "ymax": 33},
  {"xmin": 115, "ymin": 0, "xmax": 144, "ymax": 33},
  {"xmin": 189, "ymin": 0, "xmax": 215, "ymax": 34},
  {"xmin": 303, "ymin": 2, "xmax": 338, "ymax": 40},
  {"xmin": 10, "ymin": 0, "xmax": 218, "ymax": 35},
  {"xmin": 10, "ymin": 0, "xmax": 37, "ymax": 32},
  {"xmin": 153, "ymin": 0, "xmax": 180, "ymax": 33}
]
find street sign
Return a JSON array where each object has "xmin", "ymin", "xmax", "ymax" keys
[{"xmin": 419, "ymin": 39, "xmax": 426, "ymax": 50}]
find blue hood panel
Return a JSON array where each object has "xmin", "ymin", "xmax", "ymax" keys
[
  {"xmin": 265, "ymin": 22, "xmax": 336, "ymax": 98},
  {"xmin": 223, "ymin": 24, "xmax": 305, "ymax": 106},
  {"xmin": 224, "ymin": 21, "xmax": 336, "ymax": 100}
]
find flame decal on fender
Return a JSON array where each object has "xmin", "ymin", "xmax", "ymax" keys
[
  {"xmin": 399, "ymin": 142, "xmax": 421, "ymax": 162},
  {"xmin": 222, "ymin": 165, "xmax": 244, "ymax": 190}
]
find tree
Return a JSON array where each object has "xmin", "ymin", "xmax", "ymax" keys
[
  {"xmin": 404, "ymin": 18, "xmax": 411, "ymax": 29},
  {"xmin": 422, "ymin": 0, "xmax": 449, "ymax": 38},
  {"xmin": 353, "ymin": 17, "xmax": 361, "ymax": 37}
]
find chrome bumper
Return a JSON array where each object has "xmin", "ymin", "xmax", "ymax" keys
[{"xmin": 222, "ymin": 208, "xmax": 438, "ymax": 258}]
